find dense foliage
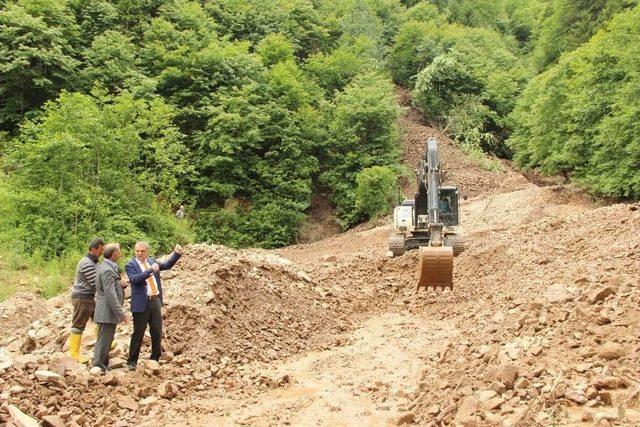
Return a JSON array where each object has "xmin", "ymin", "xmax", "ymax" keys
[
  {"xmin": 355, "ymin": 166, "xmax": 400, "ymax": 219},
  {"xmin": 4, "ymin": 90, "xmax": 189, "ymax": 256},
  {"xmin": 0, "ymin": 0, "xmax": 403, "ymax": 259},
  {"xmin": 509, "ymin": 5, "xmax": 640, "ymax": 198},
  {"xmin": 532, "ymin": 0, "xmax": 637, "ymax": 70},
  {"xmin": 388, "ymin": 0, "xmax": 639, "ymax": 195}
]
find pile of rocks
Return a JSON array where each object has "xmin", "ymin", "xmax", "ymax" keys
[
  {"xmin": 0, "ymin": 244, "xmax": 350, "ymax": 425},
  {"xmin": 404, "ymin": 199, "xmax": 640, "ymax": 425}
]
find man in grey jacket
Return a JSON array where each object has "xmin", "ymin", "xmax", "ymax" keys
[{"xmin": 93, "ymin": 243, "xmax": 128, "ymax": 372}]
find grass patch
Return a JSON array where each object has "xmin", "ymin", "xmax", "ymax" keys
[
  {"xmin": 460, "ymin": 142, "xmax": 503, "ymax": 172},
  {"xmin": 0, "ymin": 249, "xmax": 80, "ymax": 302}
]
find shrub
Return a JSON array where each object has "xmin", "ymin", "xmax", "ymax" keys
[
  {"xmin": 355, "ymin": 166, "xmax": 400, "ymax": 218},
  {"xmin": 413, "ymin": 54, "xmax": 483, "ymax": 119}
]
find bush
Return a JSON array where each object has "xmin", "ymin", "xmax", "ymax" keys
[
  {"xmin": 195, "ymin": 206, "xmax": 253, "ymax": 248},
  {"xmin": 241, "ymin": 201, "xmax": 307, "ymax": 248},
  {"xmin": 195, "ymin": 200, "xmax": 306, "ymax": 248},
  {"xmin": 319, "ymin": 72, "xmax": 400, "ymax": 227},
  {"xmin": 355, "ymin": 166, "xmax": 399, "ymax": 218},
  {"xmin": 446, "ymin": 95, "xmax": 507, "ymax": 160},
  {"xmin": 412, "ymin": 54, "xmax": 483, "ymax": 119}
]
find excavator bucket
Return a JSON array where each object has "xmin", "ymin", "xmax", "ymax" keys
[{"xmin": 417, "ymin": 246, "xmax": 453, "ymax": 290}]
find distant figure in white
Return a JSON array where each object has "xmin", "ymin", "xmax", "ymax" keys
[{"xmin": 175, "ymin": 205, "xmax": 185, "ymax": 219}]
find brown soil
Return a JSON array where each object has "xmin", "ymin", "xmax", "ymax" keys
[
  {"xmin": 296, "ymin": 193, "xmax": 342, "ymax": 244},
  {"xmin": 398, "ymin": 103, "xmax": 528, "ymax": 200},
  {"xmin": 1, "ymin": 99, "xmax": 639, "ymax": 427},
  {"xmin": 0, "ymin": 293, "xmax": 50, "ymax": 342}
]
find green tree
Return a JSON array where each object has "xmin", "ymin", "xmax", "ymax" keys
[
  {"xmin": 509, "ymin": 5, "xmax": 640, "ymax": 198},
  {"xmin": 387, "ymin": 20, "xmax": 438, "ymax": 87},
  {"xmin": 403, "ymin": 2, "xmax": 444, "ymax": 24},
  {"xmin": 320, "ymin": 72, "xmax": 400, "ymax": 226},
  {"xmin": 533, "ymin": 0, "xmax": 638, "ymax": 69},
  {"xmin": 80, "ymin": 31, "xmax": 148, "ymax": 94},
  {"xmin": 413, "ymin": 53, "xmax": 483, "ymax": 119},
  {"xmin": 5, "ymin": 90, "xmax": 188, "ymax": 256},
  {"xmin": 355, "ymin": 166, "xmax": 399, "ymax": 218},
  {"xmin": 70, "ymin": 0, "xmax": 119, "ymax": 42},
  {"xmin": 113, "ymin": 0, "xmax": 170, "ymax": 36},
  {"xmin": 447, "ymin": 0, "xmax": 504, "ymax": 29},
  {"xmin": 0, "ymin": 3, "xmax": 78, "ymax": 131},
  {"xmin": 256, "ymin": 33, "xmax": 295, "ymax": 67},
  {"xmin": 305, "ymin": 36, "xmax": 379, "ymax": 94},
  {"xmin": 205, "ymin": 0, "xmax": 330, "ymax": 57}
]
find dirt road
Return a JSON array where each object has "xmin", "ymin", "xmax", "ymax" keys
[{"xmin": 181, "ymin": 313, "xmax": 456, "ymax": 426}]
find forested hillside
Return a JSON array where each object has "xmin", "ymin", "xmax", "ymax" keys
[
  {"xmin": 0, "ymin": 0, "xmax": 403, "ymax": 260},
  {"xmin": 0, "ymin": 0, "xmax": 639, "ymax": 298}
]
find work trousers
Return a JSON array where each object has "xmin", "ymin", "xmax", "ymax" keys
[
  {"xmin": 127, "ymin": 298, "xmax": 162, "ymax": 366},
  {"xmin": 71, "ymin": 298, "xmax": 95, "ymax": 333},
  {"xmin": 93, "ymin": 323, "xmax": 116, "ymax": 371}
]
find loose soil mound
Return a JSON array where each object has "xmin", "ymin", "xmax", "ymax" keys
[
  {"xmin": 0, "ymin": 293, "xmax": 51, "ymax": 342},
  {"xmin": 277, "ymin": 186, "xmax": 640, "ymax": 425},
  {"xmin": 161, "ymin": 244, "xmax": 350, "ymax": 363},
  {"xmin": 0, "ymin": 244, "xmax": 350, "ymax": 425}
]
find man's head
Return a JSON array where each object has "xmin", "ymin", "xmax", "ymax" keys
[
  {"xmin": 135, "ymin": 241, "xmax": 150, "ymax": 262},
  {"xmin": 88, "ymin": 238, "xmax": 105, "ymax": 257},
  {"xmin": 103, "ymin": 243, "xmax": 121, "ymax": 262}
]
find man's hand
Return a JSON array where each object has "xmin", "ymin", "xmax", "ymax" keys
[
  {"xmin": 120, "ymin": 314, "xmax": 129, "ymax": 324},
  {"xmin": 174, "ymin": 244, "xmax": 183, "ymax": 255},
  {"xmin": 151, "ymin": 263, "xmax": 160, "ymax": 272}
]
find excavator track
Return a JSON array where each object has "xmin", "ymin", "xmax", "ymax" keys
[
  {"xmin": 388, "ymin": 233, "xmax": 406, "ymax": 257},
  {"xmin": 417, "ymin": 246, "xmax": 453, "ymax": 290},
  {"xmin": 444, "ymin": 234, "xmax": 465, "ymax": 257}
]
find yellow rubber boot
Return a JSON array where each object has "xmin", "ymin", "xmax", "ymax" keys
[{"xmin": 68, "ymin": 332, "xmax": 88, "ymax": 364}]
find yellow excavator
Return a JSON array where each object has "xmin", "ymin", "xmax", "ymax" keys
[{"xmin": 388, "ymin": 137, "xmax": 464, "ymax": 290}]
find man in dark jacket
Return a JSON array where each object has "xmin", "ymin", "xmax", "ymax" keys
[
  {"xmin": 69, "ymin": 238, "xmax": 104, "ymax": 363},
  {"xmin": 93, "ymin": 243, "xmax": 127, "ymax": 372},
  {"xmin": 125, "ymin": 241, "xmax": 182, "ymax": 370}
]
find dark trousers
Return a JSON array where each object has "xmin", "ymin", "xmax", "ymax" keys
[
  {"xmin": 127, "ymin": 298, "xmax": 162, "ymax": 366},
  {"xmin": 93, "ymin": 323, "xmax": 116, "ymax": 371},
  {"xmin": 71, "ymin": 298, "xmax": 95, "ymax": 332}
]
